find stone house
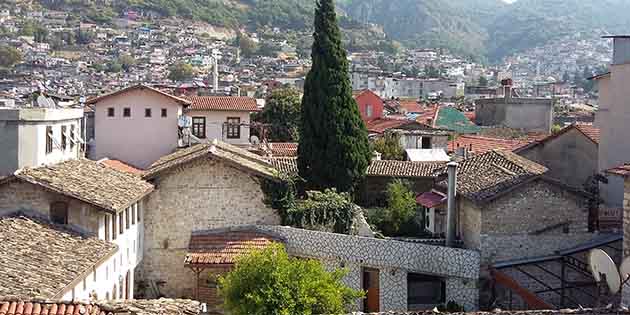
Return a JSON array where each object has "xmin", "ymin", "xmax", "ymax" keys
[
  {"xmin": 516, "ymin": 123, "xmax": 600, "ymax": 189},
  {"xmin": 0, "ymin": 158, "xmax": 154, "ymax": 301},
  {"xmin": 416, "ymin": 150, "xmax": 594, "ymax": 263},
  {"xmin": 137, "ymin": 141, "xmax": 281, "ymax": 304}
]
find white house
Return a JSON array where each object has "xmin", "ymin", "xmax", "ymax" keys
[
  {"xmin": 0, "ymin": 106, "xmax": 84, "ymax": 176},
  {"xmin": 0, "ymin": 158, "xmax": 153, "ymax": 301},
  {"xmin": 184, "ymin": 96, "xmax": 259, "ymax": 146}
]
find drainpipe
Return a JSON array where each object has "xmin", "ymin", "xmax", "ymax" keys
[{"xmin": 446, "ymin": 161, "xmax": 458, "ymax": 247}]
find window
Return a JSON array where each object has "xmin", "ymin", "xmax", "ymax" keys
[
  {"xmin": 407, "ymin": 273, "xmax": 445, "ymax": 306},
  {"xmin": 226, "ymin": 117, "xmax": 241, "ymax": 139},
  {"xmin": 421, "ymin": 137, "xmax": 432, "ymax": 149},
  {"xmin": 83, "ymin": 278, "xmax": 87, "ymax": 291},
  {"xmin": 107, "ymin": 108, "xmax": 115, "ymax": 117},
  {"xmin": 366, "ymin": 104, "xmax": 373, "ymax": 118},
  {"xmin": 105, "ymin": 214, "xmax": 111, "ymax": 241},
  {"xmin": 123, "ymin": 107, "xmax": 131, "ymax": 117},
  {"xmin": 119, "ymin": 211, "xmax": 124, "ymax": 234},
  {"xmin": 112, "ymin": 214, "xmax": 117, "ymax": 240},
  {"xmin": 161, "ymin": 108, "xmax": 167, "ymax": 117},
  {"xmin": 144, "ymin": 108, "xmax": 152, "ymax": 117},
  {"xmin": 112, "ymin": 285, "xmax": 116, "ymax": 300},
  {"xmin": 132, "ymin": 204, "xmax": 136, "ymax": 225},
  {"xmin": 50, "ymin": 202, "xmax": 68, "ymax": 224},
  {"xmin": 70, "ymin": 125, "xmax": 75, "ymax": 150},
  {"xmin": 93, "ymin": 269, "xmax": 97, "ymax": 282},
  {"xmin": 61, "ymin": 125, "xmax": 67, "ymax": 150},
  {"xmin": 46, "ymin": 126, "xmax": 53, "ymax": 154},
  {"xmin": 125, "ymin": 208, "xmax": 130, "ymax": 229},
  {"xmin": 192, "ymin": 117, "xmax": 206, "ymax": 139},
  {"xmin": 137, "ymin": 203, "xmax": 141, "ymax": 222}
]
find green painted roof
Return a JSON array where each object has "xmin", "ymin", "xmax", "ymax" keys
[{"xmin": 435, "ymin": 106, "xmax": 480, "ymax": 134}]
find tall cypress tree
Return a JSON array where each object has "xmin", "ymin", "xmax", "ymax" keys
[{"xmin": 298, "ymin": 0, "xmax": 371, "ymax": 193}]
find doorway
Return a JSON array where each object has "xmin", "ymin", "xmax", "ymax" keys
[{"xmin": 362, "ymin": 268, "xmax": 380, "ymax": 312}]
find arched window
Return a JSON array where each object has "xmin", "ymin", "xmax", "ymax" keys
[{"xmin": 50, "ymin": 202, "xmax": 68, "ymax": 224}]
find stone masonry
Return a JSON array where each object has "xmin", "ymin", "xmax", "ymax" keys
[{"xmin": 137, "ymin": 157, "xmax": 280, "ymax": 298}]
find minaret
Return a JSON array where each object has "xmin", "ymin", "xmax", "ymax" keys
[{"xmin": 212, "ymin": 51, "xmax": 219, "ymax": 94}]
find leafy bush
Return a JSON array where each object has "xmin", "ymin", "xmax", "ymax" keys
[
  {"xmin": 218, "ymin": 243, "xmax": 363, "ymax": 315},
  {"xmin": 366, "ymin": 180, "xmax": 425, "ymax": 237},
  {"xmin": 286, "ymin": 189, "xmax": 356, "ymax": 234},
  {"xmin": 372, "ymin": 133, "xmax": 404, "ymax": 160}
]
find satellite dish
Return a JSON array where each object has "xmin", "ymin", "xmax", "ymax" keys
[
  {"xmin": 618, "ymin": 256, "xmax": 630, "ymax": 285},
  {"xmin": 45, "ymin": 97, "xmax": 56, "ymax": 108},
  {"xmin": 250, "ymin": 135, "xmax": 260, "ymax": 145},
  {"xmin": 178, "ymin": 116, "xmax": 192, "ymax": 128},
  {"xmin": 589, "ymin": 249, "xmax": 621, "ymax": 294}
]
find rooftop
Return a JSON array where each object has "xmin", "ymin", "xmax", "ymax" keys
[
  {"xmin": 185, "ymin": 96, "xmax": 259, "ymax": 112},
  {"xmin": 0, "ymin": 215, "xmax": 117, "ymax": 299},
  {"xmin": 0, "ymin": 298, "xmax": 201, "ymax": 315},
  {"xmin": 449, "ymin": 135, "xmax": 531, "ymax": 155},
  {"xmin": 185, "ymin": 230, "xmax": 282, "ymax": 266},
  {"xmin": 9, "ymin": 159, "xmax": 153, "ymax": 213}
]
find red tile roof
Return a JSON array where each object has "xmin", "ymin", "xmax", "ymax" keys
[
  {"xmin": 397, "ymin": 100, "xmax": 424, "ymax": 114},
  {"xmin": 416, "ymin": 191, "xmax": 446, "ymax": 208},
  {"xmin": 185, "ymin": 230, "xmax": 281, "ymax": 266},
  {"xmin": 516, "ymin": 123, "xmax": 600, "ymax": 153},
  {"xmin": 185, "ymin": 96, "xmax": 259, "ymax": 112},
  {"xmin": 268, "ymin": 143, "xmax": 298, "ymax": 157},
  {"xmin": 365, "ymin": 118, "xmax": 426, "ymax": 134},
  {"xmin": 449, "ymin": 135, "xmax": 530, "ymax": 155},
  {"xmin": 606, "ymin": 164, "xmax": 630, "ymax": 177},
  {"xmin": 99, "ymin": 159, "xmax": 144, "ymax": 175},
  {"xmin": 0, "ymin": 301, "xmax": 103, "ymax": 315},
  {"xmin": 574, "ymin": 123, "xmax": 600, "ymax": 144}
]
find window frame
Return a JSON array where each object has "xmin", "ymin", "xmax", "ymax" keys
[
  {"xmin": 226, "ymin": 117, "xmax": 241, "ymax": 139},
  {"xmin": 105, "ymin": 214, "xmax": 111, "ymax": 241},
  {"xmin": 107, "ymin": 107, "xmax": 115, "ymax": 117},
  {"xmin": 119, "ymin": 211, "xmax": 124, "ymax": 235},
  {"xmin": 123, "ymin": 107, "xmax": 131, "ymax": 118},
  {"xmin": 144, "ymin": 108, "xmax": 152, "ymax": 118},
  {"xmin": 192, "ymin": 117, "xmax": 206, "ymax": 139},
  {"xmin": 50, "ymin": 201, "xmax": 68, "ymax": 225},
  {"xmin": 69, "ymin": 125, "xmax": 76, "ymax": 150},
  {"xmin": 161, "ymin": 108, "xmax": 168, "ymax": 118},
  {"xmin": 45, "ymin": 126, "xmax": 53, "ymax": 154},
  {"xmin": 112, "ymin": 213, "xmax": 117, "ymax": 240},
  {"xmin": 61, "ymin": 125, "xmax": 67, "ymax": 150}
]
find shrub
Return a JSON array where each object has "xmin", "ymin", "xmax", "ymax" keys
[
  {"xmin": 365, "ymin": 180, "xmax": 425, "ymax": 237},
  {"xmin": 372, "ymin": 132, "xmax": 405, "ymax": 160},
  {"xmin": 218, "ymin": 243, "xmax": 363, "ymax": 315}
]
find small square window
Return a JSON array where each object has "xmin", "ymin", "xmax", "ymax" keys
[
  {"xmin": 123, "ymin": 108, "xmax": 131, "ymax": 117},
  {"xmin": 145, "ymin": 108, "xmax": 152, "ymax": 117},
  {"xmin": 161, "ymin": 108, "xmax": 167, "ymax": 117},
  {"xmin": 107, "ymin": 108, "xmax": 115, "ymax": 117}
]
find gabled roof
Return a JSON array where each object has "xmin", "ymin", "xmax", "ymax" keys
[
  {"xmin": 0, "ymin": 215, "xmax": 117, "ymax": 299},
  {"xmin": 144, "ymin": 140, "xmax": 278, "ymax": 180},
  {"xmin": 267, "ymin": 142, "xmax": 298, "ymax": 157},
  {"xmin": 185, "ymin": 96, "xmax": 259, "ymax": 112},
  {"xmin": 99, "ymin": 159, "xmax": 144, "ymax": 175},
  {"xmin": 449, "ymin": 135, "xmax": 531, "ymax": 155},
  {"xmin": 85, "ymin": 84, "xmax": 191, "ymax": 106},
  {"xmin": 185, "ymin": 229, "xmax": 282, "ymax": 266},
  {"xmin": 353, "ymin": 89, "xmax": 381, "ymax": 100},
  {"xmin": 516, "ymin": 123, "xmax": 600, "ymax": 153},
  {"xmin": 10, "ymin": 159, "xmax": 154, "ymax": 213},
  {"xmin": 366, "ymin": 118, "xmax": 438, "ymax": 134},
  {"xmin": 0, "ymin": 298, "xmax": 202, "ymax": 315},
  {"xmin": 606, "ymin": 163, "xmax": 630, "ymax": 177},
  {"xmin": 437, "ymin": 150, "xmax": 548, "ymax": 203}
]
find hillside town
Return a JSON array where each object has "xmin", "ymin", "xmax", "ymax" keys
[{"xmin": 2, "ymin": 1, "xmax": 630, "ymax": 315}]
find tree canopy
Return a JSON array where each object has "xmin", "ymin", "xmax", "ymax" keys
[
  {"xmin": 218, "ymin": 243, "xmax": 362, "ymax": 315},
  {"xmin": 255, "ymin": 88, "xmax": 302, "ymax": 142},
  {"xmin": 0, "ymin": 45, "xmax": 23, "ymax": 68},
  {"xmin": 168, "ymin": 62, "xmax": 194, "ymax": 81},
  {"xmin": 298, "ymin": 0, "xmax": 371, "ymax": 193}
]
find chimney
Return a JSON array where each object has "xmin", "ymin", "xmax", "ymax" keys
[
  {"xmin": 607, "ymin": 36, "xmax": 630, "ymax": 66},
  {"xmin": 446, "ymin": 161, "xmax": 458, "ymax": 247}
]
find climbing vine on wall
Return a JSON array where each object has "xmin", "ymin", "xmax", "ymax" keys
[{"xmin": 261, "ymin": 175, "xmax": 356, "ymax": 234}]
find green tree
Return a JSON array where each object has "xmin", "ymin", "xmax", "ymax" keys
[
  {"xmin": 298, "ymin": 0, "xmax": 371, "ymax": 193},
  {"xmin": 237, "ymin": 32, "xmax": 258, "ymax": 58},
  {"xmin": 256, "ymin": 88, "xmax": 301, "ymax": 142},
  {"xmin": 168, "ymin": 62, "xmax": 194, "ymax": 81},
  {"xmin": 372, "ymin": 133, "xmax": 404, "ymax": 160},
  {"xmin": 106, "ymin": 61, "xmax": 122, "ymax": 73},
  {"xmin": 218, "ymin": 243, "xmax": 362, "ymax": 315},
  {"xmin": 384, "ymin": 179, "xmax": 418, "ymax": 233},
  {"xmin": 0, "ymin": 45, "xmax": 22, "ymax": 68},
  {"xmin": 118, "ymin": 54, "xmax": 136, "ymax": 71}
]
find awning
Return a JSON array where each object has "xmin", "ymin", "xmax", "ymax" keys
[
  {"xmin": 416, "ymin": 191, "xmax": 446, "ymax": 208},
  {"xmin": 185, "ymin": 230, "xmax": 282, "ymax": 266}
]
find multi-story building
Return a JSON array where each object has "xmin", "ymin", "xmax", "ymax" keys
[{"xmin": 0, "ymin": 106, "xmax": 84, "ymax": 176}]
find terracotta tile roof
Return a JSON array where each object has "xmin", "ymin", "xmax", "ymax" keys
[
  {"xmin": 144, "ymin": 140, "xmax": 277, "ymax": 180},
  {"xmin": 0, "ymin": 298, "xmax": 201, "ymax": 315},
  {"xmin": 365, "ymin": 118, "xmax": 410, "ymax": 134},
  {"xmin": 397, "ymin": 100, "xmax": 424, "ymax": 114},
  {"xmin": 449, "ymin": 135, "xmax": 530, "ymax": 155},
  {"xmin": 516, "ymin": 123, "xmax": 600, "ymax": 153},
  {"xmin": 574, "ymin": 123, "xmax": 600, "ymax": 144},
  {"xmin": 185, "ymin": 96, "xmax": 259, "ymax": 112},
  {"xmin": 0, "ymin": 215, "xmax": 117, "ymax": 299},
  {"xmin": 268, "ymin": 157, "xmax": 299, "ymax": 175},
  {"xmin": 12, "ymin": 159, "xmax": 154, "ymax": 213},
  {"xmin": 185, "ymin": 230, "xmax": 281, "ymax": 265},
  {"xmin": 99, "ymin": 159, "xmax": 144, "ymax": 175},
  {"xmin": 438, "ymin": 150, "xmax": 548, "ymax": 203},
  {"xmin": 606, "ymin": 163, "xmax": 630, "ymax": 177},
  {"xmin": 268, "ymin": 142, "xmax": 298, "ymax": 157},
  {"xmin": 86, "ymin": 84, "xmax": 190, "ymax": 106},
  {"xmin": 416, "ymin": 191, "xmax": 446, "ymax": 208}
]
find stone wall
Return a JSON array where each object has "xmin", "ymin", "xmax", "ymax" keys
[
  {"xmin": 475, "ymin": 98, "xmax": 553, "ymax": 133},
  {"xmin": 347, "ymin": 308, "xmax": 630, "ymax": 315},
  {"xmin": 250, "ymin": 225, "xmax": 480, "ymax": 311},
  {"xmin": 137, "ymin": 157, "xmax": 280, "ymax": 299}
]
